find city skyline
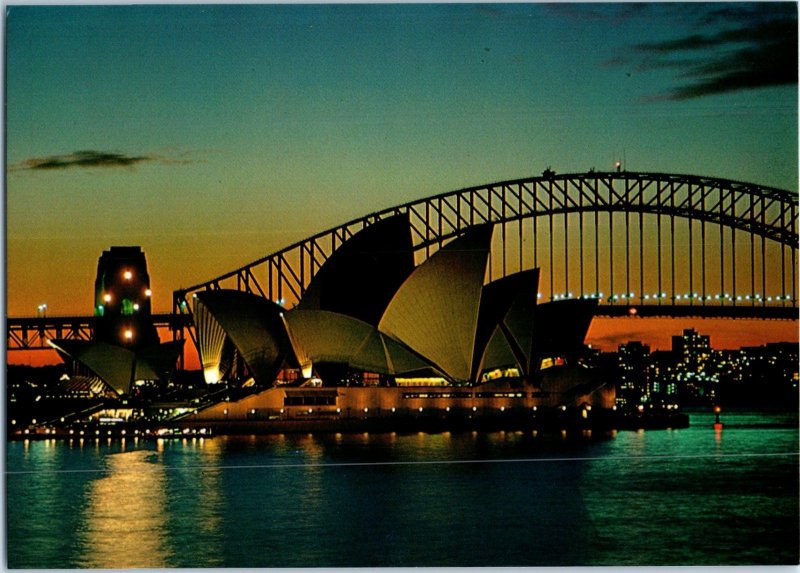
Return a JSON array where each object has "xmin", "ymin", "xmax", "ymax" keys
[{"xmin": 6, "ymin": 3, "xmax": 798, "ymax": 364}]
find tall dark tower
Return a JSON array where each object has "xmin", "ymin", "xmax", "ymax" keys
[
  {"xmin": 49, "ymin": 245, "xmax": 182, "ymax": 395},
  {"xmin": 93, "ymin": 246, "xmax": 160, "ymax": 348}
]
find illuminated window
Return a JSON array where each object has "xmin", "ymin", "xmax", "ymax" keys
[{"xmin": 121, "ymin": 298, "xmax": 135, "ymax": 316}]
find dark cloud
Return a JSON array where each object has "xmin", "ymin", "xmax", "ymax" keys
[
  {"xmin": 700, "ymin": 3, "xmax": 796, "ymax": 26},
  {"xmin": 636, "ymin": 33, "xmax": 720, "ymax": 53},
  {"xmin": 10, "ymin": 150, "xmax": 193, "ymax": 172},
  {"xmin": 613, "ymin": 4, "xmax": 797, "ymax": 101}
]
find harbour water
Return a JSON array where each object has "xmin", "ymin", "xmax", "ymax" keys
[{"xmin": 6, "ymin": 411, "xmax": 798, "ymax": 567}]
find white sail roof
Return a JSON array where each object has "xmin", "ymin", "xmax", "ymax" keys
[
  {"xmin": 285, "ymin": 309, "xmax": 432, "ymax": 375},
  {"xmin": 194, "ymin": 290, "xmax": 297, "ymax": 386},
  {"xmin": 378, "ymin": 225, "xmax": 493, "ymax": 382}
]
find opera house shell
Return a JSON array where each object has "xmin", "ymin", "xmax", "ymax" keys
[{"xmin": 188, "ymin": 215, "xmax": 613, "ymax": 424}]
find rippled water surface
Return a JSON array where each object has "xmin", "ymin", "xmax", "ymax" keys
[{"xmin": 7, "ymin": 411, "xmax": 798, "ymax": 567}]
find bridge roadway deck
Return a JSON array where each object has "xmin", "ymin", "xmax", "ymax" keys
[
  {"xmin": 6, "ymin": 313, "xmax": 191, "ymax": 350},
  {"xmin": 6, "ymin": 305, "xmax": 797, "ymax": 351}
]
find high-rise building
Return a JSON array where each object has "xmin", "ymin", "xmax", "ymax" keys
[
  {"xmin": 616, "ymin": 341, "xmax": 650, "ymax": 408},
  {"xmin": 672, "ymin": 328, "xmax": 711, "ymax": 371},
  {"xmin": 671, "ymin": 328, "xmax": 715, "ymax": 403}
]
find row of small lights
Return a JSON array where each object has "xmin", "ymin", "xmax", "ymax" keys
[
  {"xmin": 186, "ymin": 291, "xmax": 793, "ymax": 306},
  {"xmin": 18, "ymin": 403, "xmax": 679, "ymax": 434},
  {"xmin": 549, "ymin": 291, "xmax": 794, "ymax": 302},
  {"xmin": 237, "ymin": 405, "xmax": 561, "ymax": 416},
  {"xmin": 17, "ymin": 426, "xmax": 211, "ymax": 437}
]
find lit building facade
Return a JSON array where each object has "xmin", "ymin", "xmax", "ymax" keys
[
  {"xmin": 616, "ymin": 341, "xmax": 650, "ymax": 409},
  {"xmin": 671, "ymin": 328, "xmax": 716, "ymax": 402}
]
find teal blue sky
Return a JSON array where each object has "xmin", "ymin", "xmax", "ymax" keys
[{"xmin": 6, "ymin": 3, "xmax": 798, "ymax": 329}]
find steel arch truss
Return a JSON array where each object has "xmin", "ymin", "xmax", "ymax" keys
[{"xmin": 174, "ymin": 171, "xmax": 798, "ymax": 319}]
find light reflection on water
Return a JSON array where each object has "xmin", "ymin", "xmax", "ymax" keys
[
  {"xmin": 6, "ymin": 411, "xmax": 799, "ymax": 568},
  {"xmin": 75, "ymin": 450, "xmax": 172, "ymax": 568}
]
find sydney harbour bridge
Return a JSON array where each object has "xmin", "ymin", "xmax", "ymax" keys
[{"xmin": 8, "ymin": 171, "xmax": 798, "ymax": 355}]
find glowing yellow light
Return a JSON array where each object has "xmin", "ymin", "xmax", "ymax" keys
[
  {"xmin": 123, "ymin": 270, "xmax": 132, "ymax": 280},
  {"xmin": 104, "ymin": 293, "xmax": 112, "ymax": 303},
  {"xmin": 203, "ymin": 366, "xmax": 221, "ymax": 384},
  {"xmin": 124, "ymin": 329, "xmax": 133, "ymax": 340},
  {"xmin": 145, "ymin": 289, "xmax": 152, "ymax": 297},
  {"xmin": 133, "ymin": 303, "xmax": 140, "ymax": 311}
]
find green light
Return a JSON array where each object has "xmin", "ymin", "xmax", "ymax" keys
[{"xmin": 121, "ymin": 298, "xmax": 135, "ymax": 316}]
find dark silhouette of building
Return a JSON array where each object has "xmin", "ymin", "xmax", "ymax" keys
[
  {"xmin": 616, "ymin": 341, "xmax": 650, "ymax": 409},
  {"xmin": 48, "ymin": 246, "xmax": 183, "ymax": 395},
  {"xmin": 93, "ymin": 246, "xmax": 159, "ymax": 348}
]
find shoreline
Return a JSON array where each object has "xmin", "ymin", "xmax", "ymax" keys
[{"xmin": 8, "ymin": 410, "xmax": 690, "ymax": 441}]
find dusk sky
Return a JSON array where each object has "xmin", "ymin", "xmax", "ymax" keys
[{"xmin": 6, "ymin": 3, "xmax": 798, "ymax": 364}]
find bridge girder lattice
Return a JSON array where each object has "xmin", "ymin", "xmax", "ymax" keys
[{"xmin": 174, "ymin": 171, "xmax": 798, "ymax": 312}]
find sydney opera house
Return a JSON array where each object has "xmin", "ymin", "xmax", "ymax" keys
[{"xmin": 185, "ymin": 214, "xmax": 613, "ymax": 426}]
